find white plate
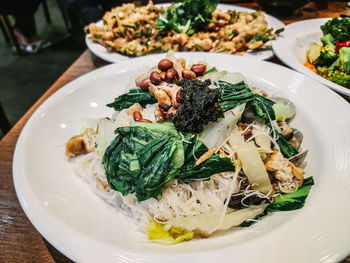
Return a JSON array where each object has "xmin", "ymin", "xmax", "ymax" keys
[
  {"xmin": 13, "ymin": 53, "xmax": 350, "ymax": 263},
  {"xmin": 272, "ymin": 18, "xmax": 350, "ymax": 96},
  {"xmin": 86, "ymin": 4, "xmax": 284, "ymax": 63}
]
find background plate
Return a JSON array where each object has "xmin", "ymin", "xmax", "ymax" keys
[
  {"xmin": 85, "ymin": 4, "xmax": 285, "ymax": 63},
  {"xmin": 272, "ymin": 18, "xmax": 350, "ymax": 96},
  {"xmin": 13, "ymin": 52, "xmax": 350, "ymax": 263}
]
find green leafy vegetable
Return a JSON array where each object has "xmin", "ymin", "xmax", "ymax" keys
[
  {"xmin": 178, "ymin": 134, "xmax": 235, "ymax": 183},
  {"xmin": 172, "ymin": 79, "xmax": 223, "ymax": 133},
  {"xmin": 103, "ymin": 123, "xmax": 183, "ymax": 201},
  {"xmin": 267, "ymin": 177, "xmax": 314, "ymax": 211},
  {"xmin": 268, "ymin": 127, "xmax": 298, "ymax": 158},
  {"xmin": 155, "ymin": 0, "xmax": 218, "ymax": 35},
  {"xmin": 107, "ymin": 88, "xmax": 157, "ymax": 111},
  {"xmin": 241, "ymin": 177, "xmax": 314, "ymax": 227},
  {"xmin": 180, "ymin": 155, "xmax": 235, "ymax": 183},
  {"xmin": 214, "ymin": 80, "xmax": 298, "ymax": 158},
  {"xmin": 216, "ymin": 80, "xmax": 255, "ymax": 112},
  {"xmin": 103, "ymin": 122, "xmax": 235, "ymax": 201}
]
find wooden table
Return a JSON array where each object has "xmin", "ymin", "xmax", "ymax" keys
[{"xmin": 1, "ymin": 2, "xmax": 349, "ymax": 262}]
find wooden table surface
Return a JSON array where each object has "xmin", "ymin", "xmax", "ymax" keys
[{"xmin": 1, "ymin": 2, "xmax": 349, "ymax": 263}]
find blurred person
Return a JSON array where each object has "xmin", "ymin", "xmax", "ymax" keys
[
  {"xmin": 61, "ymin": 0, "xmax": 147, "ymax": 25},
  {"xmin": 0, "ymin": 0, "xmax": 51, "ymax": 54}
]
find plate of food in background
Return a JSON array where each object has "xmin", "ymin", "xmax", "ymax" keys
[
  {"xmin": 272, "ymin": 17, "xmax": 350, "ymax": 96},
  {"xmin": 85, "ymin": 0, "xmax": 285, "ymax": 63}
]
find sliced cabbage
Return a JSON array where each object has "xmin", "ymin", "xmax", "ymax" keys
[
  {"xmin": 147, "ymin": 221, "xmax": 194, "ymax": 245},
  {"xmin": 201, "ymin": 71, "xmax": 247, "ymax": 84},
  {"xmin": 253, "ymin": 122, "xmax": 273, "ymax": 154},
  {"xmin": 164, "ymin": 203, "xmax": 268, "ymax": 234},
  {"xmin": 236, "ymin": 141, "xmax": 273, "ymax": 195},
  {"xmin": 306, "ymin": 43, "xmax": 321, "ymax": 63},
  {"xmin": 79, "ymin": 118, "xmax": 99, "ymax": 133},
  {"xmin": 272, "ymin": 98, "xmax": 295, "ymax": 121},
  {"xmin": 199, "ymin": 103, "xmax": 245, "ymax": 149},
  {"xmin": 96, "ymin": 118, "xmax": 122, "ymax": 157},
  {"xmin": 255, "ymin": 134, "xmax": 273, "ymax": 154},
  {"xmin": 201, "ymin": 70, "xmax": 228, "ymax": 82}
]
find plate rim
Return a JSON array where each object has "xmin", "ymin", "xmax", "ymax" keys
[
  {"xmin": 12, "ymin": 52, "xmax": 350, "ymax": 263},
  {"xmin": 85, "ymin": 3, "xmax": 285, "ymax": 63}
]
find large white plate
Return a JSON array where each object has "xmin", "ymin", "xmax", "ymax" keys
[
  {"xmin": 86, "ymin": 4, "xmax": 284, "ymax": 63},
  {"xmin": 13, "ymin": 53, "xmax": 350, "ymax": 263},
  {"xmin": 272, "ymin": 18, "xmax": 350, "ymax": 96}
]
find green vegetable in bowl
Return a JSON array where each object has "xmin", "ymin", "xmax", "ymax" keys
[
  {"xmin": 321, "ymin": 17, "xmax": 350, "ymax": 42},
  {"xmin": 306, "ymin": 17, "xmax": 350, "ymax": 89}
]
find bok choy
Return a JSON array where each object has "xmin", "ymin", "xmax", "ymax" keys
[{"xmin": 103, "ymin": 122, "xmax": 235, "ymax": 201}]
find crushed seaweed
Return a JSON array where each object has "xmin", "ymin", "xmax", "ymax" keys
[{"xmin": 172, "ymin": 79, "xmax": 223, "ymax": 133}]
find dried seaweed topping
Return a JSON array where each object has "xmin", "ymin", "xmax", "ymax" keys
[{"xmin": 172, "ymin": 79, "xmax": 223, "ymax": 133}]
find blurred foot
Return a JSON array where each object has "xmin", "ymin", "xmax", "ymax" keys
[{"xmin": 13, "ymin": 28, "xmax": 29, "ymax": 46}]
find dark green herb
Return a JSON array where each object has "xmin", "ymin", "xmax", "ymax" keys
[
  {"xmin": 107, "ymin": 88, "xmax": 157, "ymax": 111},
  {"xmin": 155, "ymin": 0, "xmax": 218, "ymax": 35},
  {"xmin": 94, "ymin": 34, "xmax": 102, "ymax": 39},
  {"xmin": 172, "ymin": 79, "xmax": 223, "ymax": 133}
]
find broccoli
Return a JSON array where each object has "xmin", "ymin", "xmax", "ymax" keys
[
  {"xmin": 339, "ymin": 47, "xmax": 350, "ymax": 73},
  {"xmin": 320, "ymin": 33, "xmax": 336, "ymax": 50},
  {"xmin": 329, "ymin": 70, "xmax": 350, "ymax": 88},
  {"xmin": 317, "ymin": 65, "xmax": 350, "ymax": 88},
  {"xmin": 314, "ymin": 45, "xmax": 338, "ymax": 67},
  {"xmin": 320, "ymin": 17, "xmax": 350, "ymax": 42}
]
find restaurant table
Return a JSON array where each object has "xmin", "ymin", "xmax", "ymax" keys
[{"xmin": 1, "ymin": 1, "xmax": 350, "ymax": 262}]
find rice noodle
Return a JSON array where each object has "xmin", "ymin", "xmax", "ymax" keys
[{"xmin": 73, "ymin": 152, "xmax": 241, "ymax": 232}]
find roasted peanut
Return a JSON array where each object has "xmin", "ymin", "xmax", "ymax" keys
[
  {"xmin": 191, "ymin": 64, "xmax": 207, "ymax": 76},
  {"xmin": 176, "ymin": 88, "xmax": 183, "ymax": 103},
  {"xmin": 133, "ymin": 111, "xmax": 143, "ymax": 121},
  {"xmin": 139, "ymin": 78, "xmax": 151, "ymax": 91},
  {"xmin": 160, "ymin": 71, "xmax": 166, "ymax": 80},
  {"xmin": 150, "ymin": 71, "xmax": 162, "ymax": 85},
  {"xmin": 158, "ymin": 59, "xmax": 173, "ymax": 71},
  {"xmin": 165, "ymin": 68, "xmax": 178, "ymax": 83},
  {"xmin": 182, "ymin": 69, "xmax": 196, "ymax": 79}
]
